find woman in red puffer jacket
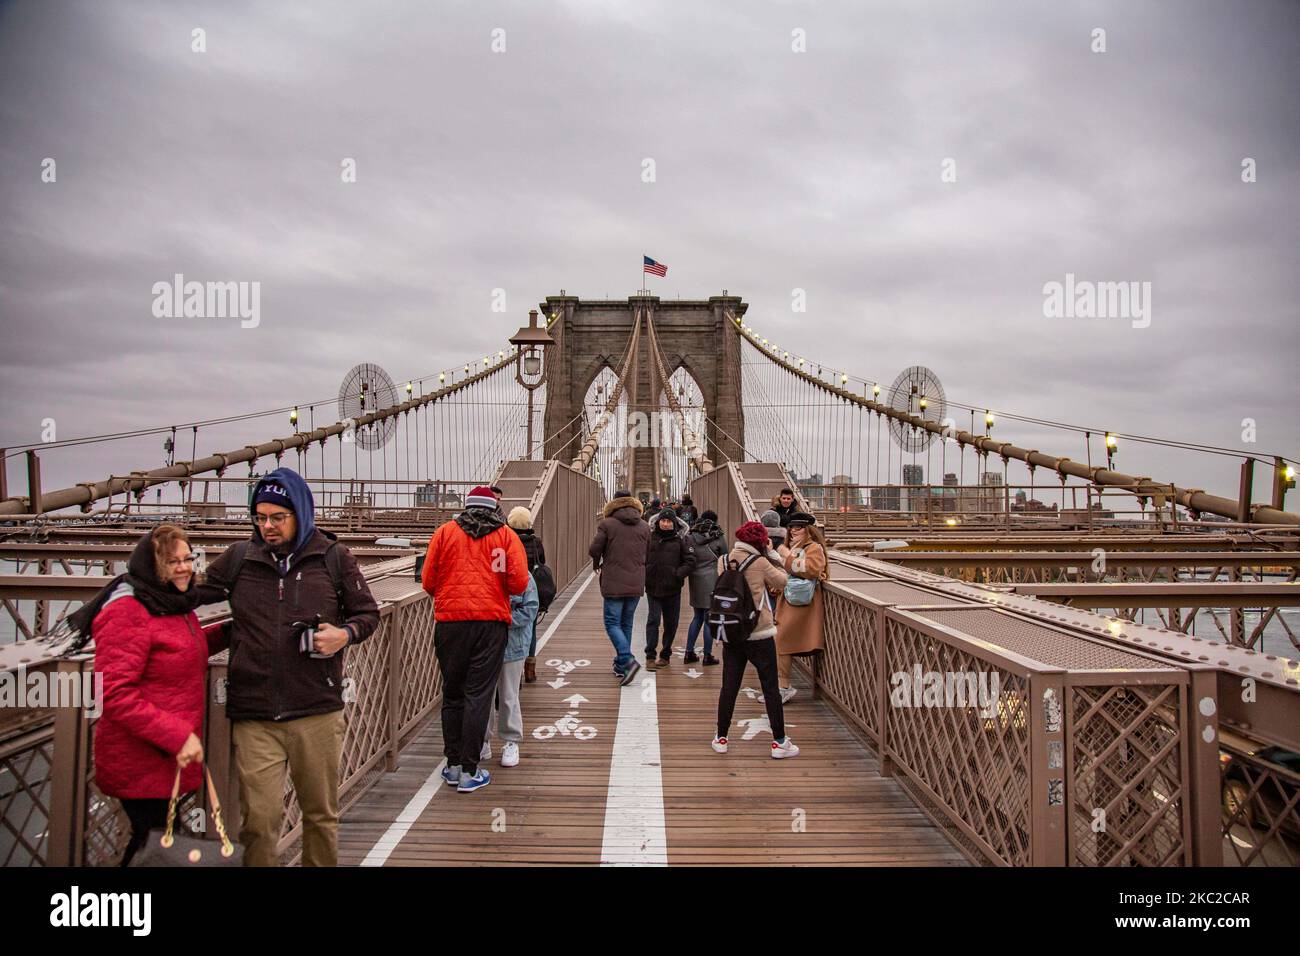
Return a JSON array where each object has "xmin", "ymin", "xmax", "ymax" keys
[{"xmin": 85, "ymin": 525, "xmax": 226, "ymax": 865}]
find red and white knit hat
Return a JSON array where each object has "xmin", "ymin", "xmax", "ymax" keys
[{"xmin": 465, "ymin": 486, "xmax": 498, "ymax": 509}]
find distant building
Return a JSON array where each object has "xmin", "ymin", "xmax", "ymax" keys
[
  {"xmin": 791, "ymin": 472, "xmax": 825, "ymax": 509},
  {"xmin": 978, "ymin": 471, "xmax": 1006, "ymax": 516},
  {"xmin": 872, "ymin": 485, "xmax": 902, "ymax": 511},
  {"xmin": 829, "ymin": 474, "xmax": 862, "ymax": 508},
  {"xmin": 902, "ymin": 464, "xmax": 926, "ymax": 512},
  {"xmin": 941, "ymin": 473, "xmax": 959, "ymax": 512}
]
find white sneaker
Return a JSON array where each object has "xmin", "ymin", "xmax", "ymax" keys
[
  {"xmin": 780, "ymin": 686, "xmax": 798, "ymax": 704},
  {"xmin": 711, "ymin": 736, "xmax": 728, "ymax": 754},
  {"xmin": 480, "ymin": 740, "xmax": 492, "ymax": 762},
  {"xmin": 501, "ymin": 741, "xmax": 519, "ymax": 767},
  {"xmin": 771, "ymin": 736, "xmax": 800, "ymax": 759}
]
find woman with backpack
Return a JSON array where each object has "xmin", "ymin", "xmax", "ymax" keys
[
  {"xmin": 509, "ymin": 507, "xmax": 546, "ymax": 683},
  {"xmin": 684, "ymin": 509, "xmax": 726, "ymax": 665},
  {"xmin": 772, "ymin": 512, "xmax": 830, "ymax": 704},
  {"xmin": 710, "ymin": 521, "xmax": 799, "ymax": 759}
]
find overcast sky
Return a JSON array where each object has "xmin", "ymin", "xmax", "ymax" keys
[{"xmin": 1, "ymin": 0, "xmax": 1297, "ymax": 504}]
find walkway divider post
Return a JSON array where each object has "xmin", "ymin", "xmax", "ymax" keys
[
  {"xmin": 203, "ymin": 658, "xmax": 240, "ymax": 845},
  {"xmin": 1028, "ymin": 671, "xmax": 1068, "ymax": 866},
  {"xmin": 386, "ymin": 605, "xmax": 404, "ymax": 772},
  {"xmin": 1185, "ymin": 668, "xmax": 1224, "ymax": 865},
  {"xmin": 46, "ymin": 657, "xmax": 91, "ymax": 866},
  {"xmin": 874, "ymin": 609, "xmax": 892, "ymax": 776}
]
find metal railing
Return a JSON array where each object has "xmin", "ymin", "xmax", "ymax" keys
[
  {"xmin": 1, "ymin": 580, "xmax": 438, "ymax": 867},
  {"xmin": 2, "ymin": 458, "xmax": 602, "ymax": 867}
]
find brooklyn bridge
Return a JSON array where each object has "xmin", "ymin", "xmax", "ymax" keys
[{"xmin": 2, "ymin": 293, "xmax": 1297, "ymax": 868}]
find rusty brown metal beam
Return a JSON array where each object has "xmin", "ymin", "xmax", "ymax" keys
[
  {"xmin": 730, "ymin": 314, "xmax": 1300, "ymax": 526},
  {"xmin": 0, "ymin": 355, "xmax": 515, "ymax": 517},
  {"xmin": 1010, "ymin": 581, "xmax": 1300, "ymax": 609},
  {"xmin": 868, "ymin": 550, "xmax": 1300, "ymax": 570}
]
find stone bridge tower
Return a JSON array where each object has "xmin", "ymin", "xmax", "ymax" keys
[{"xmin": 541, "ymin": 292, "xmax": 747, "ymax": 498}]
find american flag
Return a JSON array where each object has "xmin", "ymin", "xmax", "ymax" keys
[{"xmin": 643, "ymin": 256, "xmax": 668, "ymax": 277}]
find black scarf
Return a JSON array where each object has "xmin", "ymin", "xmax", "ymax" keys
[
  {"xmin": 62, "ymin": 532, "xmax": 204, "ymax": 651},
  {"xmin": 455, "ymin": 506, "xmax": 506, "ymax": 540}
]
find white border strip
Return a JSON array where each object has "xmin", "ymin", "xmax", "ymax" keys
[
  {"xmin": 359, "ymin": 571, "xmax": 596, "ymax": 867},
  {"xmin": 600, "ymin": 601, "xmax": 668, "ymax": 866}
]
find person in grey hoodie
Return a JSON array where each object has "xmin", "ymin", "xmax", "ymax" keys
[
  {"xmin": 589, "ymin": 490, "xmax": 651, "ymax": 685},
  {"xmin": 684, "ymin": 510, "xmax": 727, "ymax": 664}
]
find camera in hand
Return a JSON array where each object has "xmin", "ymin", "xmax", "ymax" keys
[{"xmin": 293, "ymin": 614, "xmax": 332, "ymax": 659}]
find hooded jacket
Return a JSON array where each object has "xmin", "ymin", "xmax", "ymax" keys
[
  {"xmin": 687, "ymin": 519, "xmax": 728, "ymax": 608},
  {"xmin": 644, "ymin": 524, "xmax": 695, "ymax": 599},
  {"xmin": 204, "ymin": 468, "xmax": 380, "ymax": 722},
  {"xmin": 421, "ymin": 506, "xmax": 530, "ymax": 622},
  {"xmin": 505, "ymin": 575, "xmax": 540, "ymax": 662},
  {"xmin": 589, "ymin": 496, "xmax": 651, "ymax": 598},
  {"xmin": 513, "ymin": 527, "xmax": 546, "ymax": 572},
  {"xmin": 91, "ymin": 536, "xmax": 229, "ymax": 799}
]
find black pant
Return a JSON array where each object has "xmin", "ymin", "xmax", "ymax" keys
[
  {"xmin": 645, "ymin": 592, "xmax": 681, "ymax": 659},
  {"xmin": 118, "ymin": 797, "xmax": 169, "ymax": 867},
  {"xmin": 716, "ymin": 637, "xmax": 784, "ymax": 741},
  {"xmin": 434, "ymin": 620, "xmax": 509, "ymax": 775}
]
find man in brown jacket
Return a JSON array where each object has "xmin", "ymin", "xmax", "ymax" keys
[
  {"xmin": 205, "ymin": 468, "xmax": 379, "ymax": 866},
  {"xmin": 588, "ymin": 490, "xmax": 651, "ymax": 685}
]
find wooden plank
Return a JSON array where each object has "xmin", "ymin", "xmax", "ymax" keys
[{"xmin": 337, "ymin": 574, "xmax": 967, "ymax": 866}]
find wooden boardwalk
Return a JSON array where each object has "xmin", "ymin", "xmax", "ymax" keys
[{"xmin": 338, "ymin": 572, "xmax": 967, "ymax": 866}]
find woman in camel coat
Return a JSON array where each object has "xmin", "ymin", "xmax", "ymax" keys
[{"xmin": 773, "ymin": 513, "xmax": 829, "ymax": 702}]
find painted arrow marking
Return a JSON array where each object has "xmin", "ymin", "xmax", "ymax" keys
[
  {"xmin": 740, "ymin": 686, "xmax": 760, "ymax": 699},
  {"xmin": 684, "ymin": 668, "xmax": 702, "ymax": 679},
  {"xmin": 737, "ymin": 715, "xmax": 796, "ymax": 740},
  {"xmin": 548, "ymin": 677, "xmax": 570, "ymax": 689},
  {"xmin": 563, "ymin": 694, "xmax": 589, "ymax": 709}
]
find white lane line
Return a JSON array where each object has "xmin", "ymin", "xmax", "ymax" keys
[
  {"xmin": 359, "ymin": 570, "xmax": 595, "ymax": 867},
  {"xmin": 359, "ymin": 757, "xmax": 448, "ymax": 867},
  {"xmin": 600, "ymin": 599, "xmax": 667, "ymax": 866}
]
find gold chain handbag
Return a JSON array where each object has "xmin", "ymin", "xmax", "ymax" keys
[{"xmin": 128, "ymin": 765, "xmax": 243, "ymax": 867}]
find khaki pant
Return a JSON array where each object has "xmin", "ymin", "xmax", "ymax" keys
[
  {"xmin": 233, "ymin": 710, "xmax": 344, "ymax": 867},
  {"xmin": 778, "ymin": 653, "xmax": 793, "ymax": 689}
]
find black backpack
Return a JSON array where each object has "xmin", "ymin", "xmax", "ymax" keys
[
  {"xmin": 532, "ymin": 563, "xmax": 557, "ymax": 613},
  {"xmin": 707, "ymin": 554, "xmax": 761, "ymax": 644}
]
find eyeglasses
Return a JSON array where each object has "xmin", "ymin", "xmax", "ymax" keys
[
  {"xmin": 166, "ymin": 555, "xmax": 198, "ymax": 568},
  {"xmin": 252, "ymin": 513, "xmax": 294, "ymax": 527}
]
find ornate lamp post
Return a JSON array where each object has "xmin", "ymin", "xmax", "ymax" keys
[{"xmin": 510, "ymin": 309, "xmax": 556, "ymax": 460}]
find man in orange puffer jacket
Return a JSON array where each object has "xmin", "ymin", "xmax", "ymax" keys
[{"xmin": 422, "ymin": 486, "xmax": 530, "ymax": 792}]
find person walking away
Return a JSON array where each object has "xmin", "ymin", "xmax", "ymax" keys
[
  {"xmin": 676, "ymin": 494, "xmax": 699, "ymax": 526},
  {"xmin": 75, "ymin": 526, "xmax": 223, "ymax": 866},
  {"xmin": 710, "ymin": 521, "xmax": 799, "ymax": 759},
  {"xmin": 684, "ymin": 510, "xmax": 727, "ymax": 665},
  {"xmin": 487, "ymin": 572, "xmax": 539, "ymax": 768},
  {"xmin": 203, "ymin": 468, "xmax": 380, "ymax": 866},
  {"xmin": 589, "ymin": 489, "xmax": 650, "ymax": 684},
  {"xmin": 421, "ymin": 485, "xmax": 529, "ymax": 793},
  {"xmin": 508, "ymin": 506, "xmax": 546, "ymax": 683},
  {"xmin": 773, "ymin": 513, "xmax": 829, "ymax": 704},
  {"xmin": 644, "ymin": 508, "xmax": 694, "ymax": 669}
]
